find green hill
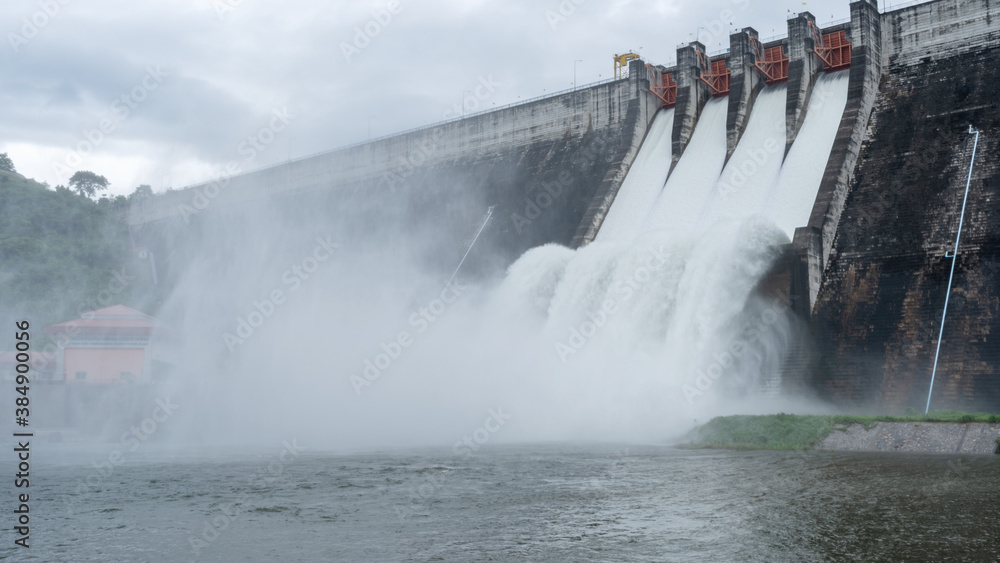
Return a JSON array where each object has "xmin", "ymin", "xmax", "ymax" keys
[{"xmin": 0, "ymin": 173, "xmax": 139, "ymax": 332}]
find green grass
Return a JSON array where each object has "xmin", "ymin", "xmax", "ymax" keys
[{"xmin": 680, "ymin": 412, "xmax": 1000, "ymax": 451}]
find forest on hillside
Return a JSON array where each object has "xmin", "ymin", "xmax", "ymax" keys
[{"xmin": 0, "ymin": 154, "xmax": 158, "ymax": 335}]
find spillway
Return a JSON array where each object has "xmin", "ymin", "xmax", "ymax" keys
[
  {"xmin": 699, "ymin": 86, "xmax": 787, "ymax": 230},
  {"xmin": 596, "ymin": 109, "xmax": 675, "ymax": 243},
  {"xmin": 636, "ymin": 74, "xmax": 849, "ymax": 240},
  {"xmin": 499, "ymin": 69, "xmax": 850, "ymax": 403},
  {"xmin": 642, "ymin": 98, "xmax": 729, "ymax": 235},
  {"xmin": 765, "ymin": 71, "xmax": 850, "ymax": 237}
]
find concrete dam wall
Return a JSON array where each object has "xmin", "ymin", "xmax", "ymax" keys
[
  {"xmin": 130, "ymin": 0, "xmax": 1000, "ymax": 413},
  {"xmin": 130, "ymin": 70, "xmax": 661, "ymax": 274},
  {"xmin": 808, "ymin": 0, "xmax": 1000, "ymax": 412}
]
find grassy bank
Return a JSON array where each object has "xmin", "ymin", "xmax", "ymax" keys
[{"xmin": 680, "ymin": 412, "xmax": 1000, "ymax": 451}]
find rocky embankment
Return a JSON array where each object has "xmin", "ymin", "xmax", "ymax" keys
[{"xmin": 815, "ymin": 422, "xmax": 1000, "ymax": 454}]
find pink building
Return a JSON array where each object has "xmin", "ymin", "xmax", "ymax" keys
[{"xmin": 45, "ymin": 305, "xmax": 157, "ymax": 385}]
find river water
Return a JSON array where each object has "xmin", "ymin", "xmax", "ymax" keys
[{"xmin": 5, "ymin": 443, "xmax": 999, "ymax": 562}]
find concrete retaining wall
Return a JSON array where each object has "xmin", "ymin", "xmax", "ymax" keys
[{"xmin": 816, "ymin": 422, "xmax": 1000, "ymax": 454}]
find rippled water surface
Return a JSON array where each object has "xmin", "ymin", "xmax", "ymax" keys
[{"xmin": 5, "ymin": 443, "xmax": 1000, "ymax": 562}]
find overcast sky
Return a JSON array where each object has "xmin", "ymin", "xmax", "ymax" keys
[{"xmin": 1, "ymin": 0, "xmax": 906, "ymax": 197}]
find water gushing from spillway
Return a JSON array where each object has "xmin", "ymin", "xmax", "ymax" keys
[{"xmin": 498, "ymin": 72, "xmax": 850, "ymax": 414}]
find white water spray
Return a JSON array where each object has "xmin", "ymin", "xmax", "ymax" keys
[{"xmin": 496, "ymin": 74, "xmax": 850, "ymax": 422}]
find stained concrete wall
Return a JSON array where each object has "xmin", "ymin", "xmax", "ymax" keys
[
  {"xmin": 883, "ymin": 0, "xmax": 1000, "ymax": 66},
  {"xmin": 808, "ymin": 0, "xmax": 1000, "ymax": 412}
]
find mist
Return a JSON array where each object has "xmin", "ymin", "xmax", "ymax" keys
[
  {"xmin": 107, "ymin": 77, "xmax": 857, "ymax": 455},
  {"xmin": 120, "ymin": 175, "xmax": 822, "ymax": 453}
]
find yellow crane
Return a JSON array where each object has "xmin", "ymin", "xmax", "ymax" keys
[{"xmin": 614, "ymin": 52, "xmax": 640, "ymax": 79}]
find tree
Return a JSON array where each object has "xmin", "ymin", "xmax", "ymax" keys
[
  {"xmin": 0, "ymin": 153, "xmax": 15, "ymax": 173},
  {"xmin": 68, "ymin": 171, "xmax": 110, "ymax": 198},
  {"xmin": 129, "ymin": 184, "xmax": 153, "ymax": 200},
  {"xmin": 0, "ymin": 174, "xmax": 135, "ymax": 336}
]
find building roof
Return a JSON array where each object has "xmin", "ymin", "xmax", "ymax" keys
[{"xmin": 45, "ymin": 304, "xmax": 158, "ymax": 335}]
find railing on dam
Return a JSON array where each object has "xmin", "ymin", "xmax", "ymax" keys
[
  {"xmin": 884, "ymin": 0, "xmax": 938, "ymax": 12},
  {"xmin": 821, "ymin": 17, "xmax": 852, "ymax": 27}
]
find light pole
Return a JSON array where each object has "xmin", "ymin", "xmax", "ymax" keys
[
  {"xmin": 925, "ymin": 126, "xmax": 981, "ymax": 414},
  {"xmin": 574, "ymin": 59, "xmax": 583, "ymax": 90}
]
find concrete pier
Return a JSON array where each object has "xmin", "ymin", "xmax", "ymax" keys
[
  {"xmin": 726, "ymin": 28, "xmax": 764, "ymax": 163},
  {"xmin": 794, "ymin": 0, "xmax": 882, "ymax": 313},
  {"xmin": 670, "ymin": 41, "xmax": 711, "ymax": 174},
  {"xmin": 785, "ymin": 12, "xmax": 822, "ymax": 157}
]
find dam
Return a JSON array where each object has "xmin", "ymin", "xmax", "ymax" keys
[{"xmin": 129, "ymin": 0, "xmax": 1000, "ymax": 415}]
